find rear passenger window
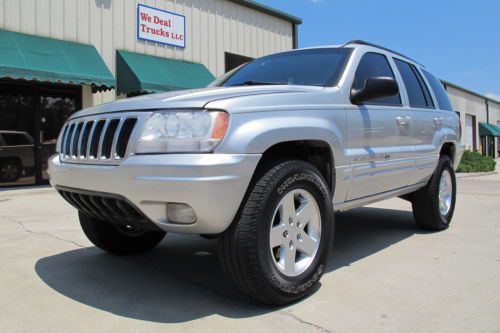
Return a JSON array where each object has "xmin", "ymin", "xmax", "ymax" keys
[
  {"xmin": 394, "ymin": 59, "xmax": 434, "ymax": 108},
  {"xmin": 352, "ymin": 52, "xmax": 401, "ymax": 106},
  {"xmin": 2, "ymin": 133, "xmax": 31, "ymax": 146},
  {"xmin": 422, "ymin": 70, "xmax": 454, "ymax": 111}
]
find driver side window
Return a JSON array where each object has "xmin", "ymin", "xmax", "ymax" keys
[{"xmin": 352, "ymin": 52, "xmax": 401, "ymax": 106}]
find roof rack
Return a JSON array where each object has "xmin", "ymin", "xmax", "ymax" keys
[{"xmin": 344, "ymin": 40, "xmax": 424, "ymax": 67}]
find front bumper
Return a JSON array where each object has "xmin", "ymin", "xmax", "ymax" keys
[{"xmin": 48, "ymin": 153, "xmax": 261, "ymax": 234}]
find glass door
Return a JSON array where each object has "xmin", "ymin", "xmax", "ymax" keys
[
  {"xmin": 0, "ymin": 84, "xmax": 36, "ymax": 187},
  {"xmin": 38, "ymin": 88, "xmax": 80, "ymax": 182},
  {"xmin": 0, "ymin": 80, "xmax": 81, "ymax": 187}
]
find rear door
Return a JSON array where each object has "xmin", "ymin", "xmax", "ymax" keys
[
  {"xmin": 344, "ymin": 52, "xmax": 414, "ymax": 200},
  {"xmin": 392, "ymin": 59, "xmax": 441, "ymax": 185}
]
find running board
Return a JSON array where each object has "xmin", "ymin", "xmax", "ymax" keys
[{"xmin": 334, "ymin": 183, "xmax": 426, "ymax": 212}]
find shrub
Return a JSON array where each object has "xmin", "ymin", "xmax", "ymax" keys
[{"xmin": 457, "ymin": 150, "xmax": 496, "ymax": 173}]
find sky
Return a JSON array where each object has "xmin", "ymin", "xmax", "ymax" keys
[{"xmin": 257, "ymin": 0, "xmax": 500, "ymax": 101}]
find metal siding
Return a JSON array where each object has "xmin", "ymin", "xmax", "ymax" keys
[
  {"xmin": 20, "ymin": 0, "xmax": 36, "ymax": 35},
  {"xmin": 448, "ymin": 86, "xmax": 487, "ymax": 148},
  {"xmin": 0, "ymin": 0, "xmax": 294, "ymax": 105}
]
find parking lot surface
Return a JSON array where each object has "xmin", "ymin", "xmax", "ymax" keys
[{"xmin": 1, "ymin": 173, "xmax": 499, "ymax": 333}]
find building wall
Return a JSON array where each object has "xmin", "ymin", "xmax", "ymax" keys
[
  {"xmin": 0, "ymin": 0, "xmax": 294, "ymax": 105},
  {"xmin": 489, "ymin": 101, "xmax": 500, "ymax": 126},
  {"xmin": 447, "ymin": 85, "xmax": 488, "ymax": 151}
]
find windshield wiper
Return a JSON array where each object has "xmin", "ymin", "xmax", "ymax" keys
[{"xmin": 228, "ymin": 80, "xmax": 286, "ymax": 87}]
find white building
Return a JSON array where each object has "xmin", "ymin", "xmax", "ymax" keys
[
  {"xmin": 0, "ymin": 0, "xmax": 498, "ymax": 189},
  {"xmin": 0, "ymin": 0, "xmax": 300, "ymax": 187},
  {"xmin": 443, "ymin": 81, "xmax": 500, "ymax": 158}
]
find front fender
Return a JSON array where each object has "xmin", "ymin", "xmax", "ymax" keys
[{"xmin": 215, "ymin": 109, "xmax": 348, "ymax": 167}]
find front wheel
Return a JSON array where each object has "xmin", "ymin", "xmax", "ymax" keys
[
  {"xmin": 219, "ymin": 160, "xmax": 334, "ymax": 305},
  {"xmin": 411, "ymin": 156, "xmax": 457, "ymax": 230},
  {"xmin": 79, "ymin": 212, "xmax": 166, "ymax": 255}
]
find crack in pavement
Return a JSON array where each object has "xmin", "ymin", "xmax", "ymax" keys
[
  {"xmin": 278, "ymin": 311, "xmax": 332, "ymax": 333},
  {"xmin": 1, "ymin": 215, "xmax": 87, "ymax": 249}
]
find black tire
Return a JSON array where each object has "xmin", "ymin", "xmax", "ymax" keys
[
  {"xmin": 411, "ymin": 156, "xmax": 456, "ymax": 231},
  {"xmin": 0, "ymin": 158, "xmax": 22, "ymax": 182},
  {"xmin": 79, "ymin": 211, "xmax": 166, "ymax": 255},
  {"xmin": 219, "ymin": 160, "xmax": 334, "ymax": 305}
]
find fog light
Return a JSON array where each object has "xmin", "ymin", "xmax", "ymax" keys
[{"xmin": 167, "ymin": 203, "xmax": 197, "ymax": 224}]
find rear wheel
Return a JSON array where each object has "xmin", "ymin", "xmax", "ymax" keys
[
  {"xmin": 411, "ymin": 156, "xmax": 456, "ymax": 230},
  {"xmin": 0, "ymin": 159, "xmax": 22, "ymax": 182},
  {"xmin": 79, "ymin": 211, "xmax": 166, "ymax": 255},
  {"xmin": 219, "ymin": 160, "xmax": 334, "ymax": 305}
]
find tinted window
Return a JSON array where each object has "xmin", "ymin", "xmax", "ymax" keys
[
  {"xmin": 394, "ymin": 59, "xmax": 434, "ymax": 108},
  {"xmin": 2, "ymin": 133, "xmax": 31, "ymax": 146},
  {"xmin": 352, "ymin": 53, "xmax": 401, "ymax": 106},
  {"xmin": 422, "ymin": 70, "xmax": 453, "ymax": 111},
  {"xmin": 221, "ymin": 48, "xmax": 352, "ymax": 87}
]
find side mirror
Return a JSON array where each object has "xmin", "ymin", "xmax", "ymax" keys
[{"xmin": 350, "ymin": 76, "xmax": 399, "ymax": 105}]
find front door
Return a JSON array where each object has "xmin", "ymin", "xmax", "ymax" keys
[
  {"xmin": 345, "ymin": 52, "xmax": 414, "ymax": 201},
  {"xmin": 0, "ymin": 80, "xmax": 80, "ymax": 187}
]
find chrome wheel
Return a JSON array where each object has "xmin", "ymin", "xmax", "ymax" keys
[
  {"xmin": 438, "ymin": 170, "xmax": 453, "ymax": 216},
  {"xmin": 269, "ymin": 189, "xmax": 321, "ymax": 277}
]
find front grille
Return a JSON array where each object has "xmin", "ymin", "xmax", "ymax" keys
[
  {"xmin": 59, "ymin": 113, "xmax": 140, "ymax": 165},
  {"xmin": 57, "ymin": 187, "xmax": 159, "ymax": 231}
]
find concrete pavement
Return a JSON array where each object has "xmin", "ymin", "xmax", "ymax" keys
[{"xmin": 0, "ymin": 173, "xmax": 499, "ymax": 332}]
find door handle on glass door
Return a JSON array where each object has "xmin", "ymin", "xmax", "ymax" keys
[{"xmin": 396, "ymin": 116, "xmax": 411, "ymax": 126}]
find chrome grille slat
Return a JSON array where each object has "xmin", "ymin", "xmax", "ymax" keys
[
  {"xmin": 76, "ymin": 121, "xmax": 88, "ymax": 159},
  {"xmin": 96, "ymin": 119, "xmax": 111, "ymax": 160},
  {"xmin": 85, "ymin": 120, "xmax": 98, "ymax": 160},
  {"xmin": 59, "ymin": 112, "xmax": 142, "ymax": 165},
  {"xmin": 69, "ymin": 123, "xmax": 80, "ymax": 158},
  {"xmin": 63, "ymin": 123, "xmax": 75, "ymax": 158},
  {"xmin": 111, "ymin": 118, "xmax": 125, "ymax": 160},
  {"xmin": 101, "ymin": 119, "xmax": 120, "ymax": 160}
]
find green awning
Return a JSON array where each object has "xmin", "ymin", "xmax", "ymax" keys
[
  {"xmin": 0, "ymin": 29, "xmax": 114, "ymax": 91},
  {"xmin": 479, "ymin": 122, "xmax": 500, "ymax": 137},
  {"xmin": 116, "ymin": 50, "xmax": 215, "ymax": 95}
]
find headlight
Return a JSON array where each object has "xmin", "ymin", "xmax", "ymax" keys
[{"xmin": 134, "ymin": 110, "xmax": 229, "ymax": 153}]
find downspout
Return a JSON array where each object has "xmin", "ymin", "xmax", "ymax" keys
[
  {"xmin": 292, "ymin": 23, "xmax": 299, "ymax": 49},
  {"xmin": 485, "ymin": 99, "xmax": 490, "ymax": 123}
]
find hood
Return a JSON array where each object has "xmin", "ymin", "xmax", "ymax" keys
[{"xmin": 72, "ymin": 85, "xmax": 322, "ymax": 118}]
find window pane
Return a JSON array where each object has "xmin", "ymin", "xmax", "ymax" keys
[
  {"xmin": 352, "ymin": 53, "xmax": 401, "ymax": 106},
  {"xmin": 2, "ymin": 133, "xmax": 32, "ymax": 145},
  {"xmin": 222, "ymin": 48, "xmax": 352, "ymax": 87},
  {"xmin": 394, "ymin": 59, "xmax": 432, "ymax": 108},
  {"xmin": 422, "ymin": 70, "xmax": 453, "ymax": 111}
]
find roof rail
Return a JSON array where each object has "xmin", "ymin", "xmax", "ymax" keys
[{"xmin": 344, "ymin": 40, "xmax": 424, "ymax": 67}]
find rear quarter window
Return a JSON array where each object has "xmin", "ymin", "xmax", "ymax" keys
[{"xmin": 422, "ymin": 70, "xmax": 453, "ymax": 111}]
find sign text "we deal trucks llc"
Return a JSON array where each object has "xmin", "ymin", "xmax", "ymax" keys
[{"xmin": 137, "ymin": 4, "xmax": 186, "ymax": 48}]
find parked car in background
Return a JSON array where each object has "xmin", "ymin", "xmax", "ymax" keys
[
  {"xmin": 0, "ymin": 131, "xmax": 34, "ymax": 182},
  {"xmin": 49, "ymin": 40, "xmax": 464, "ymax": 305}
]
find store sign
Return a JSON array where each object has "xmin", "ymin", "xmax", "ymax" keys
[{"xmin": 137, "ymin": 4, "xmax": 186, "ymax": 48}]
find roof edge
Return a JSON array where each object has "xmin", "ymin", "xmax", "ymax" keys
[
  {"xmin": 441, "ymin": 79, "xmax": 500, "ymax": 105},
  {"xmin": 227, "ymin": 0, "xmax": 302, "ymax": 24}
]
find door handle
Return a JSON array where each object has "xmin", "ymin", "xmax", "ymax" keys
[
  {"xmin": 434, "ymin": 117, "xmax": 444, "ymax": 128},
  {"xmin": 396, "ymin": 116, "xmax": 411, "ymax": 127}
]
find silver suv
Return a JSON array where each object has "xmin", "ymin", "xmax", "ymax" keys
[{"xmin": 49, "ymin": 40, "xmax": 464, "ymax": 305}]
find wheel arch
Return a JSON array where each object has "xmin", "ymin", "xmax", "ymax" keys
[
  {"xmin": 252, "ymin": 140, "xmax": 336, "ymax": 196},
  {"xmin": 439, "ymin": 142, "xmax": 456, "ymax": 164}
]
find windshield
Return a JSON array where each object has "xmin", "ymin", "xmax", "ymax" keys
[{"xmin": 218, "ymin": 48, "xmax": 352, "ymax": 87}]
